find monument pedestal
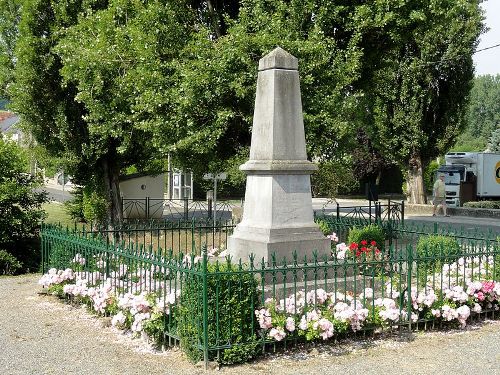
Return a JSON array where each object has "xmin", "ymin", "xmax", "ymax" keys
[{"xmin": 228, "ymin": 47, "xmax": 330, "ymax": 264}]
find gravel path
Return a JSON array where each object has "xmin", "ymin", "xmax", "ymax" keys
[{"xmin": 1, "ymin": 274, "xmax": 499, "ymax": 375}]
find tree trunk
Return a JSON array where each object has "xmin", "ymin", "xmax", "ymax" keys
[
  {"xmin": 406, "ymin": 153, "xmax": 427, "ymax": 204},
  {"xmin": 206, "ymin": 0, "xmax": 222, "ymax": 38},
  {"xmin": 102, "ymin": 157, "xmax": 123, "ymax": 228}
]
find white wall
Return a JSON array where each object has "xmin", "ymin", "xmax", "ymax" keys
[{"xmin": 120, "ymin": 174, "xmax": 165, "ymax": 219}]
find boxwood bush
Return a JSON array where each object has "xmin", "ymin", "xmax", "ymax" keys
[
  {"xmin": 316, "ymin": 218, "xmax": 332, "ymax": 236},
  {"xmin": 347, "ymin": 224, "xmax": 385, "ymax": 248},
  {"xmin": 416, "ymin": 235, "xmax": 461, "ymax": 282},
  {"xmin": 177, "ymin": 261, "xmax": 260, "ymax": 364}
]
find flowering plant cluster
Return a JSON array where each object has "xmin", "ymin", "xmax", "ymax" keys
[
  {"xmin": 39, "ymin": 262, "xmax": 179, "ymax": 346},
  {"xmin": 328, "ymin": 233, "xmax": 381, "ymax": 261},
  {"xmin": 39, "ymin": 251, "xmax": 500, "ymax": 350},
  {"xmin": 258, "ymin": 269, "xmax": 500, "ymax": 343},
  {"xmin": 348, "ymin": 240, "xmax": 381, "ymax": 259},
  {"xmin": 256, "ymin": 288, "xmax": 380, "ymax": 342}
]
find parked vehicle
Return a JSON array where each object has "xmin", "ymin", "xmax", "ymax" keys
[{"xmin": 437, "ymin": 152, "xmax": 500, "ymax": 207}]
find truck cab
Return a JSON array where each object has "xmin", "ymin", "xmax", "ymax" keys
[
  {"xmin": 440, "ymin": 151, "xmax": 500, "ymax": 207},
  {"xmin": 436, "ymin": 164, "xmax": 466, "ymax": 207}
]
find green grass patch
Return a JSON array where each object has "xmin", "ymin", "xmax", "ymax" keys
[{"xmin": 42, "ymin": 202, "xmax": 78, "ymax": 227}]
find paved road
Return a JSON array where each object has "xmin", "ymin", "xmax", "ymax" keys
[
  {"xmin": 41, "ymin": 186, "xmax": 72, "ymax": 203},
  {"xmin": 313, "ymin": 198, "xmax": 500, "ymax": 234}
]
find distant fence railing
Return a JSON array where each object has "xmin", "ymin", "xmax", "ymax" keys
[
  {"xmin": 316, "ymin": 216, "xmax": 499, "ymax": 248},
  {"xmin": 122, "ymin": 198, "xmax": 236, "ymax": 221},
  {"xmin": 318, "ymin": 200, "xmax": 404, "ymax": 225},
  {"xmin": 79, "ymin": 219, "xmax": 235, "ymax": 255},
  {"xmin": 40, "ymin": 217, "xmax": 499, "ymax": 367}
]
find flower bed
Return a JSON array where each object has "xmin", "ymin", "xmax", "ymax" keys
[{"xmin": 39, "ymin": 250, "xmax": 500, "ymax": 362}]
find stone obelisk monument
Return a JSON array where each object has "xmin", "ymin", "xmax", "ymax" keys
[{"xmin": 228, "ymin": 47, "xmax": 330, "ymax": 263}]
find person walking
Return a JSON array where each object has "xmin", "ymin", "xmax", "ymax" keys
[{"xmin": 432, "ymin": 173, "xmax": 448, "ymax": 216}]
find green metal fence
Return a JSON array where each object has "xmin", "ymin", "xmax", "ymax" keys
[
  {"xmin": 76, "ymin": 219, "xmax": 235, "ymax": 255},
  {"xmin": 40, "ymin": 218, "xmax": 500, "ymax": 366}
]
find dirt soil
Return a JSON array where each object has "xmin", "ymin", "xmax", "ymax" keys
[{"xmin": 1, "ymin": 274, "xmax": 499, "ymax": 375}]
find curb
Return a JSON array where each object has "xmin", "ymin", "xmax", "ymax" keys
[{"xmin": 406, "ymin": 204, "xmax": 500, "ymax": 219}]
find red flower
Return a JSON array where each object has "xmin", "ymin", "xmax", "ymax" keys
[
  {"xmin": 361, "ymin": 247, "xmax": 368, "ymax": 253},
  {"xmin": 356, "ymin": 251, "xmax": 361, "ymax": 257},
  {"xmin": 360, "ymin": 240, "xmax": 368, "ymax": 246},
  {"xmin": 349, "ymin": 243, "xmax": 358, "ymax": 250},
  {"xmin": 375, "ymin": 249, "xmax": 381, "ymax": 255},
  {"xmin": 371, "ymin": 241, "xmax": 377, "ymax": 246}
]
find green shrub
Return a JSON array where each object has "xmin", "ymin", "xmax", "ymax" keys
[
  {"xmin": 0, "ymin": 250, "xmax": 23, "ymax": 275},
  {"xmin": 177, "ymin": 261, "xmax": 260, "ymax": 364},
  {"xmin": 0, "ymin": 138, "xmax": 48, "ymax": 273},
  {"xmin": 463, "ymin": 201, "xmax": 500, "ymax": 209},
  {"xmin": 83, "ymin": 189, "xmax": 108, "ymax": 224},
  {"xmin": 424, "ymin": 160, "xmax": 440, "ymax": 194},
  {"xmin": 347, "ymin": 224, "xmax": 385, "ymax": 248},
  {"xmin": 316, "ymin": 218, "xmax": 332, "ymax": 236},
  {"xmin": 416, "ymin": 235, "xmax": 461, "ymax": 282},
  {"xmin": 311, "ymin": 159, "xmax": 356, "ymax": 197},
  {"xmin": 65, "ymin": 186, "xmax": 85, "ymax": 222}
]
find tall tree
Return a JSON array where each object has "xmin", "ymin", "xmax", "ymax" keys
[
  {"xmin": 10, "ymin": 0, "xmax": 109, "ymax": 218},
  {"xmin": 10, "ymin": 0, "xmax": 192, "ymax": 225},
  {"xmin": 488, "ymin": 127, "xmax": 500, "ymax": 152},
  {"xmin": 356, "ymin": 0, "xmax": 484, "ymax": 203},
  {"xmin": 0, "ymin": 0, "xmax": 21, "ymax": 99},
  {"xmin": 54, "ymin": 0, "xmax": 194, "ymax": 224},
  {"xmin": 0, "ymin": 137, "xmax": 47, "ymax": 273},
  {"xmin": 454, "ymin": 74, "xmax": 500, "ymax": 151}
]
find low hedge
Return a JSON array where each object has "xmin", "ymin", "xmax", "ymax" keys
[
  {"xmin": 416, "ymin": 235, "xmax": 461, "ymax": 283},
  {"xmin": 177, "ymin": 261, "xmax": 260, "ymax": 365},
  {"xmin": 463, "ymin": 201, "xmax": 500, "ymax": 209},
  {"xmin": 347, "ymin": 224, "xmax": 385, "ymax": 248}
]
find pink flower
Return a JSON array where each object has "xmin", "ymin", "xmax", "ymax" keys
[
  {"xmin": 318, "ymin": 318, "xmax": 334, "ymax": 340},
  {"xmin": 476, "ymin": 291, "xmax": 485, "ymax": 301},
  {"xmin": 269, "ymin": 327, "xmax": 286, "ymax": 341},
  {"xmin": 255, "ymin": 308, "xmax": 272, "ymax": 329},
  {"xmin": 482, "ymin": 281, "xmax": 495, "ymax": 294},
  {"xmin": 327, "ymin": 232, "xmax": 339, "ymax": 243}
]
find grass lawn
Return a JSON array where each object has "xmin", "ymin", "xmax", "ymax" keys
[{"xmin": 42, "ymin": 202, "xmax": 77, "ymax": 227}]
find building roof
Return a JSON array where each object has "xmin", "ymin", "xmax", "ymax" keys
[{"xmin": 0, "ymin": 113, "xmax": 21, "ymax": 134}]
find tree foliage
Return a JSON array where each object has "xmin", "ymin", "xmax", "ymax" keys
[
  {"xmin": 454, "ymin": 74, "xmax": 500, "ymax": 152},
  {"xmin": 5, "ymin": 0, "xmax": 485, "ymax": 217},
  {"xmin": 164, "ymin": 0, "xmax": 365, "ymax": 180},
  {"xmin": 355, "ymin": 0, "xmax": 483, "ymax": 203},
  {"xmin": 0, "ymin": 0, "xmax": 20, "ymax": 99},
  {"xmin": 489, "ymin": 128, "xmax": 500, "ymax": 152},
  {"xmin": 466, "ymin": 74, "xmax": 500, "ymax": 140},
  {"xmin": 0, "ymin": 138, "xmax": 47, "ymax": 273}
]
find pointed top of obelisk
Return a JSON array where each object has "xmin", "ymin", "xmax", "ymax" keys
[{"xmin": 258, "ymin": 46, "xmax": 298, "ymax": 71}]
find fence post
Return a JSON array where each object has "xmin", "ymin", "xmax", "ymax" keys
[
  {"xmin": 401, "ymin": 201, "xmax": 405, "ymax": 226},
  {"xmin": 41, "ymin": 223, "xmax": 45, "ymax": 274},
  {"xmin": 146, "ymin": 197, "xmax": 150, "ymax": 219},
  {"xmin": 183, "ymin": 198, "xmax": 189, "ymax": 221},
  {"xmin": 406, "ymin": 244, "xmax": 413, "ymax": 331},
  {"xmin": 336, "ymin": 203, "xmax": 340, "ymax": 219},
  {"xmin": 201, "ymin": 245, "xmax": 209, "ymax": 369}
]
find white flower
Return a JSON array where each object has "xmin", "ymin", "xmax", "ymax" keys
[
  {"xmin": 111, "ymin": 311, "xmax": 126, "ymax": 327},
  {"xmin": 269, "ymin": 327, "xmax": 286, "ymax": 341}
]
